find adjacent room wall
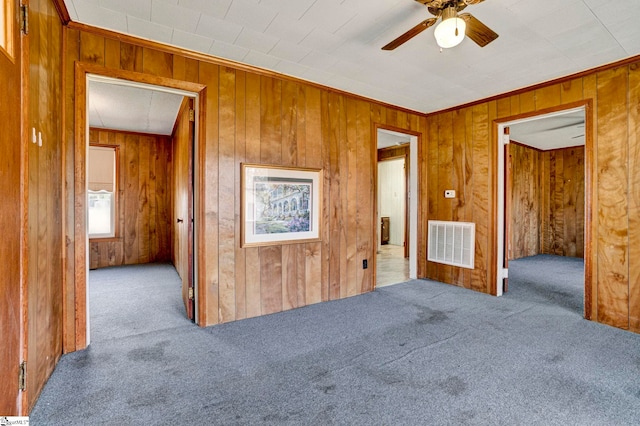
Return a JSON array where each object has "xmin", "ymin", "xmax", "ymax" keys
[
  {"xmin": 508, "ymin": 142, "xmax": 542, "ymax": 259},
  {"xmin": 507, "ymin": 142, "xmax": 585, "ymax": 260},
  {"xmin": 62, "ymin": 25, "xmax": 426, "ymax": 343},
  {"xmin": 540, "ymin": 146, "xmax": 585, "ymax": 258},
  {"xmin": 422, "ymin": 62, "xmax": 640, "ymax": 332},
  {"xmin": 378, "ymin": 158, "xmax": 405, "ymax": 246},
  {"xmin": 88, "ymin": 128, "xmax": 173, "ymax": 269},
  {"xmin": 26, "ymin": 0, "xmax": 64, "ymax": 412}
]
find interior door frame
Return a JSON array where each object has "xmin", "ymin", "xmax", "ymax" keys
[
  {"xmin": 377, "ymin": 153, "xmax": 408, "ymax": 255},
  {"xmin": 72, "ymin": 63, "xmax": 206, "ymax": 349},
  {"xmin": 373, "ymin": 124, "xmax": 421, "ymax": 285},
  {"xmin": 494, "ymin": 100, "xmax": 593, "ymax": 319}
]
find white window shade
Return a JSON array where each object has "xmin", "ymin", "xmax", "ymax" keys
[
  {"xmin": 88, "ymin": 146, "xmax": 116, "ymax": 238},
  {"xmin": 88, "ymin": 146, "xmax": 115, "ymax": 191}
]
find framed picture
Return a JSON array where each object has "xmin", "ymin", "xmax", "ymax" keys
[{"xmin": 241, "ymin": 164, "xmax": 322, "ymax": 247}]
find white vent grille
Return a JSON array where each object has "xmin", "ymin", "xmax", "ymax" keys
[{"xmin": 428, "ymin": 221, "xmax": 475, "ymax": 269}]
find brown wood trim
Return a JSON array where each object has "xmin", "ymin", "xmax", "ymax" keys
[
  {"xmin": 494, "ymin": 99, "xmax": 593, "ymax": 317},
  {"xmin": 66, "ymin": 21, "xmax": 426, "ymax": 117},
  {"xmin": 78, "ymin": 62, "xmax": 205, "ymax": 93},
  {"xmin": 195, "ymin": 90, "xmax": 207, "ymax": 326},
  {"xmin": 73, "ymin": 61, "xmax": 87, "ymax": 349},
  {"xmin": 503, "ymin": 129, "xmax": 511, "ymax": 292},
  {"xmin": 509, "ymin": 139, "xmax": 544, "ymax": 152},
  {"xmin": 90, "ymin": 126, "xmax": 172, "ymax": 139},
  {"xmin": 429, "ymin": 55, "xmax": 640, "ymax": 116},
  {"xmin": 52, "ymin": 0, "xmax": 71, "ymax": 25},
  {"xmin": 61, "ymin": 21, "xmax": 74, "ymax": 354},
  {"xmin": 373, "ymin": 123, "xmax": 422, "ymax": 282},
  {"xmin": 72, "ymin": 62, "xmax": 208, "ymax": 348},
  {"xmin": 19, "ymin": 0, "xmax": 30, "ymax": 413},
  {"xmin": 509, "ymin": 139, "xmax": 585, "ymax": 153},
  {"xmin": 583, "ymin": 99, "xmax": 594, "ymax": 320},
  {"xmin": 377, "ymin": 144, "xmax": 409, "ymax": 161},
  {"xmin": 489, "ymin": 107, "xmax": 498, "ymax": 295}
]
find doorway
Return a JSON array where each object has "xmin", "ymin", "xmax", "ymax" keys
[
  {"xmin": 375, "ymin": 127, "xmax": 418, "ymax": 287},
  {"xmin": 74, "ymin": 67, "xmax": 205, "ymax": 348},
  {"xmin": 496, "ymin": 104, "xmax": 591, "ymax": 317}
]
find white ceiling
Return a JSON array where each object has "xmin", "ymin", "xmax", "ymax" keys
[
  {"xmin": 378, "ymin": 129, "xmax": 411, "ymax": 149},
  {"xmin": 89, "ymin": 80, "xmax": 185, "ymax": 135},
  {"xmin": 509, "ymin": 110, "xmax": 585, "ymax": 150},
  {"xmin": 66, "ymin": 0, "xmax": 640, "ymax": 115}
]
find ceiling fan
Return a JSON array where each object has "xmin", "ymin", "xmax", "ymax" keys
[{"xmin": 382, "ymin": 0, "xmax": 498, "ymax": 51}]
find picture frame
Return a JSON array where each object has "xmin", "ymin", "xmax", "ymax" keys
[{"xmin": 241, "ymin": 163, "xmax": 323, "ymax": 247}]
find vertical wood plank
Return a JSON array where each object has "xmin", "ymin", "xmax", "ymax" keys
[
  {"xmin": 328, "ymin": 92, "xmax": 341, "ymax": 300},
  {"xmin": 296, "ymin": 87, "xmax": 307, "ymax": 306},
  {"xmin": 260, "ymin": 246, "xmax": 283, "ymax": 314},
  {"xmin": 356, "ymin": 100, "xmax": 373, "ymax": 293},
  {"xmin": 628, "ymin": 63, "xmax": 640, "ymax": 332},
  {"xmin": 138, "ymin": 136, "xmax": 150, "ymax": 263},
  {"xmin": 218, "ymin": 66, "xmax": 236, "ymax": 322},
  {"xmin": 124, "ymin": 134, "xmax": 139, "ymax": 264},
  {"xmin": 346, "ymin": 98, "xmax": 358, "ymax": 296},
  {"xmin": 596, "ymin": 67, "xmax": 629, "ymax": 328},
  {"xmin": 104, "ymin": 38, "xmax": 120, "ymax": 69},
  {"xmin": 142, "ymin": 48, "xmax": 173, "ymax": 78},
  {"xmin": 120, "ymin": 42, "xmax": 143, "ymax": 72},
  {"xmin": 437, "ymin": 112, "xmax": 454, "ymax": 284},
  {"xmin": 305, "ymin": 87, "xmax": 323, "ymax": 305},
  {"xmin": 199, "ymin": 62, "xmax": 220, "ymax": 325},
  {"xmin": 535, "ymin": 83, "xmax": 562, "ymax": 110},
  {"xmin": 244, "ymin": 72, "xmax": 262, "ymax": 318},
  {"xmin": 148, "ymin": 136, "xmax": 158, "ymax": 262},
  {"xmin": 471, "ymin": 103, "xmax": 489, "ymax": 292},
  {"xmin": 561, "ymin": 78, "xmax": 584, "ymax": 104},
  {"xmin": 426, "ymin": 116, "xmax": 439, "ymax": 280},
  {"xmin": 234, "ymin": 70, "xmax": 247, "ymax": 320},
  {"xmin": 79, "ymin": 31, "xmax": 104, "ymax": 65},
  {"xmin": 281, "ymin": 81, "xmax": 299, "ymax": 310}
]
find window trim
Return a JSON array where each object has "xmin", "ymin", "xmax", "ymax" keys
[
  {"xmin": 88, "ymin": 144, "xmax": 120, "ymax": 241},
  {"xmin": 0, "ymin": 0, "xmax": 15, "ymax": 61}
]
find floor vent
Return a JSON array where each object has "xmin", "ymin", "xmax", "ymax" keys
[{"xmin": 428, "ymin": 221, "xmax": 475, "ymax": 269}]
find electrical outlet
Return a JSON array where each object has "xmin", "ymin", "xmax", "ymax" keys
[
  {"xmin": 363, "ymin": 259, "xmax": 368, "ymax": 269},
  {"xmin": 444, "ymin": 189, "xmax": 455, "ymax": 198}
]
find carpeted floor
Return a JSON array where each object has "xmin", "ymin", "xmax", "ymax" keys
[{"xmin": 31, "ymin": 256, "xmax": 640, "ymax": 425}]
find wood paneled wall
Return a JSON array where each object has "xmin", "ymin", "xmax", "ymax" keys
[
  {"xmin": 62, "ymin": 26, "xmax": 426, "ymax": 342},
  {"xmin": 0, "ymin": 0, "xmax": 24, "ymax": 415},
  {"xmin": 541, "ymin": 146, "xmax": 585, "ymax": 258},
  {"xmin": 424, "ymin": 107, "xmax": 489, "ymax": 291},
  {"xmin": 507, "ymin": 143, "xmax": 585, "ymax": 260},
  {"xmin": 508, "ymin": 142, "xmax": 541, "ymax": 259},
  {"xmin": 26, "ymin": 0, "xmax": 64, "ymax": 412},
  {"xmin": 423, "ymin": 61, "xmax": 640, "ymax": 332},
  {"xmin": 88, "ymin": 128, "xmax": 173, "ymax": 268}
]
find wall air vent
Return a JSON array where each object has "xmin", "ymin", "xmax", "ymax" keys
[{"xmin": 427, "ymin": 221, "xmax": 475, "ymax": 269}]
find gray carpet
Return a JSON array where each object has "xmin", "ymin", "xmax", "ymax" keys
[{"xmin": 31, "ymin": 256, "xmax": 640, "ymax": 425}]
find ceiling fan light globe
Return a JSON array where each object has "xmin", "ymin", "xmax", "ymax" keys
[{"xmin": 434, "ymin": 17, "xmax": 466, "ymax": 48}]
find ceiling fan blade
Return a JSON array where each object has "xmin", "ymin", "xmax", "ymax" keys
[
  {"xmin": 382, "ymin": 18, "xmax": 437, "ymax": 51},
  {"xmin": 459, "ymin": 13, "xmax": 498, "ymax": 47},
  {"xmin": 462, "ymin": 0, "xmax": 485, "ymax": 5}
]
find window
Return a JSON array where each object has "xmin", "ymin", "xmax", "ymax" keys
[
  {"xmin": 0, "ymin": 0, "xmax": 14, "ymax": 59},
  {"xmin": 88, "ymin": 145, "xmax": 117, "ymax": 238}
]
